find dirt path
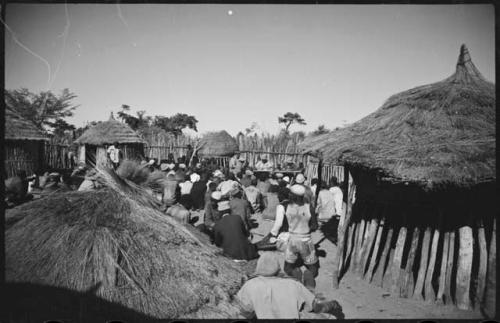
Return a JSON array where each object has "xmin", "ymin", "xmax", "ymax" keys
[{"xmin": 247, "ymin": 211, "xmax": 483, "ymax": 320}]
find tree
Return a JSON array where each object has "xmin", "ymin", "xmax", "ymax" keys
[
  {"xmin": 312, "ymin": 124, "xmax": 329, "ymax": 136},
  {"xmin": 116, "ymin": 105, "xmax": 153, "ymax": 130},
  {"xmin": 153, "ymin": 113, "xmax": 198, "ymax": 138},
  {"xmin": 51, "ymin": 119, "xmax": 76, "ymax": 137},
  {"xmin": 5, "ymin": 88, "xmax": 79, "ymax": 132},
  {"xmin": 278, "ymin": 112, "xmax": 306, "ymax": 133}
]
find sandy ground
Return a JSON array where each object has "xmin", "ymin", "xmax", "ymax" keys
[{"xmin": 191, "ymin": 208, "xmax": 483, "ymax": 319}]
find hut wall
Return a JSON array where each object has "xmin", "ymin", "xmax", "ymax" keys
[
  {"xmin": 78, "ymin": 145, "xmax": 86, "ymax": 164},
  {"xmin": 339, "ymin": 167, "xmax": 496, "ymax": 312},
  {"xmin": 5, "ymin": 140, "xmax": 45, "ymax": 177}
]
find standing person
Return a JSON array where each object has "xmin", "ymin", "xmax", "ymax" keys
[
  {"xmin": 236, "ymin": 252, "xmax": 344, "ymax": 319},
  {"xmin": 213, "ymin": 200, "xmax": 258, "ymax": 261},
  {"xmin": 186, "ymin": 144, "xmax": 194, "ymax": 167},
  {"xmin": 310, "ymin": 178, "xmax": 319, "ymax": 199},
  {"xmin": 316, "ymin": 181, "xmax": 338, "ymax": 244},
  {"xmin": 107, "ymin": 142, "xmax": 122, "ymax": 170},
  {"xmin": 329, "ymin": 176, "xmax": 344, "ymax": 227},
  {"xmin": 163, "ymin": 173, "xmax": 180, "ymax": 208},
  {"xmin": 294, "ymin": 173, "xmax": 315, "ymax": 210},
  {"xmin": 282, "ymin": 185, "xmax": 319, "ymax": 292}
]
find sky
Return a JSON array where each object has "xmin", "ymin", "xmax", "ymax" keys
[{"xmin": 5, "ymin": 4, "xmax": 495, "ymax": 137}]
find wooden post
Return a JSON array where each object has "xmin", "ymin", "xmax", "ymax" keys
[
  {"xmin": 373, "ymin": 225, "xmax": 394, "ymax": 287},
  {"xmin": 482, "ymin": 218, "xmax": 496, "ymax": 318},
  {"xmin": 456, "ymin": 224, "xmax": 473, "ymax": 310},
  {"xmin": 359, "ymin": 217, "xmax": 380, "ymax": 278},
  {"xmin": 424, "ymin": 214, "xmax": 442, "ymax": 303},
  {"xmin": 352, "ymin": 217, "xmax": 367, "ymax": 274},
  {"xmin": 436, "ymin": 231, "xmax": 450, "ymax": 305},
  {"xmin": 413, "ymin": 227, "xmax": 432, "ymax": 301},
  {"xmin": 365, "ymin": 217, "xmax": 385, "ymax": 282},
  {"xmin": 383, "ymin": 248, "xmax": 396, "ymax": 290},
  {"xmin": 400, "ymin": 226, "xmax": 420, "ymax": 298},
  {"xmin": 390, "ymin": 224, "xmax": 407, "ymax": 295},
  {"xmin": 344, "ymin": 222, "xmax": 356, "ymax": 270},
  {"xmin": 444, "ymin": 231, "xmax": 455, "ymax": 305},
  {"xmin": 475, "ymin": 219, "xmax": 487, "ymax": 307},
  {"xmin": 331, "ymin": 175, "xmax": 355, "ymax": 289}
]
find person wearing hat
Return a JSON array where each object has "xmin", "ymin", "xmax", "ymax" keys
[
  {"xmin": 229, "ymin": 153, "xmax": 245, "ymax": 178},
  {"xmin": 201, "ymin": 185, "xmax": 222, "ymax": 236},
  {"xmin": 190, "ymin": 171, "xmax": 207, "ymax": 211},
  {"xmin": 236, "ymin": 252, "xmax": 344, "ymax": 319},
  {"xmin": 270, "ymin": 184, "xmax": 319, "ymax": 292},
  {"xmin": 213, "ymin": 199, "xmax": 258, "ymax": 261},
  {"xmin": 178, "ymin": 174, "xmax": 193, "ymax": 210},
  {"xmin": 294, "ymin": 173, "xmax": 316, "ymax": 210},
  {"xmin": 255, "ymin": 154, "xmax": 273, "ymax": 172}
]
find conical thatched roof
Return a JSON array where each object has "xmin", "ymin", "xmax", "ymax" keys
[
  {"xmin": 5, "ymin": 169, "xmax": 246, "ymax": 319},
  {"xmin": 75, "ymin": 119, "xmax": 144, "ymax": 146},
  {"xmin": 5, "ymin": 107, "xmax": 49, "ymax": 141},
  {"xmin": 302, "ymin": 45, "xmax": 495, "ymax": 189},
  {"xmin": 198, "ymin": 130, "xmax": 239, "ymax": 156}
]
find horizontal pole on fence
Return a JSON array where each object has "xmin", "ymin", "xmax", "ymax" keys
[{"xmin": 237, "ymin": 150, "xmax": 305, "ymax": 156}]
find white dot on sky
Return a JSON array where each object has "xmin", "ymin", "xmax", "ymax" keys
[{"xmin": 228, "ymin": 10, "xmax": 233, "ymax": 16}]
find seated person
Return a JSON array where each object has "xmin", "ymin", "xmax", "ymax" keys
[
  {"xmin": 166, "ymin": 203, "xmax": 198, "ymax": 225},
  {"xmin": 255, "ymin": 155, "xmax": 274, "ymax": 171},
  {"xmin": 236, "ymin": 252, "xmax": 344, "ymax": 319},
  {"xmin": 213, "ymin": 200, "xmax": 258, "ymax": 261},
  {"xmin": 5, "ymin": 170, "xmax": 32, "ymax": 206},
  {"xmin": 243, "ymin": 178, "xmax": 262, "ymax": 213}
]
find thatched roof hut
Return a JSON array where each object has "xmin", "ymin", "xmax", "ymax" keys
[
  {"xmin": 302, "ymin": 44, "xmax": 495, "ymax": 190},
  {"xmin": 5, "ymin": 168, "xmax": 247, "ymax": 321},
  {"xmin": 301, "ymin": 45, "xmax": 496, "ymax": 315},
  {"xmin": 74, "ymin": 118, "xmax": 145, "ymax": 167},
  {"xmin": 198, "ymin": 130, "xmax": 239, "ymax": 157},
  {"xmin": 5, "ymin": 108, "xmax": 49, "ymax": 177}
]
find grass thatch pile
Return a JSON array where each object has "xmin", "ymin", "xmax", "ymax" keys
[
  {"xmin": 5, "ymin": 167, "xmax": 247, "ymax": 320},
  {"xmin": 74, "ymin": 119, "xmax": 144, "ymax": 146},
  {"xmin": 198, "ymin": 130, "xmax": 239, "ymax": 156},
  {"xmin": 302, "ymin": 45, "xmax": 495, "ymax": 189},
  {"xmin": 5, "ymin": 107, "xmax": 49, "ymax": 141}
]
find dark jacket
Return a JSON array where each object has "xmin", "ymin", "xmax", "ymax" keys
[
  {"xmin": 190, "ymin": 180, "xmax": 207, "ymax": 210},
  {"xmin": 213, "ymin": 214, "xmax": 258, "ymax": 261}
]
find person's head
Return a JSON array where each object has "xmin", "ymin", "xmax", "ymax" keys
[
  {"xmin": 289, "ymin": 184, "xmax": 306, "ymax": 205},
  {"xmin": 184, "ymin": 174, "xmax": 191, "ymax": 182},
  {"xmin": 254, "ymin": 252, "xmax": 281, "ymax": 277},
  {"xmin": 277, "ymin": 187, "xmax": 290, "ymax": 202},
  {"xmin": 227, "ymin": 172, "xmax": 236, "ymax": 181},
  {"xmin": 321, "ymin": 181, "xmax": 329, "ymax": 190},
  {"xmin": 311, "ymin": 178, "xmax": 319, "ymax": 186},
  {"xmin": 217, "ymin": 200, "xmax": 231, "ymax": 215},
  {"xmin": 330, "ymin": 176, "xmax": 339, "ymax": 187},
  {"xmin": 208, "ymin": 182, "xmax": 218, "ymax": 192},
  {"xmin": 250, "ymin": 178, "xmax": 258, "ymax": 187},
  {"xmin": 113, "ymin": 141, "xmax": 119, "ymax": 147},
  {"xmin": 295, "ymin": 173, "xmax": 305, "ymax": 185},
  {"xmin": 268, "ymin": 184, "xmax": 279, "ymax": 194},
  {"xmin": 187, "ymin": 144, "xmax": 192, "ymax": 150}
]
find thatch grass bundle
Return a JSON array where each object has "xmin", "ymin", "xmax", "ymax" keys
[
  {"xmin": 198, "ymin": 130, "xmax": 238, "ymax": 156},
  {"xmin": 116, "ymin": 159, "xmax": 151, "ymax": 185},
  {"xmin": 5, "ymin": 167, "xmax": 247, "ymax": 320},
  {"xmin": 74, "ymin": 120, "xmax": 144, "ymax": 146},
  {"xmin": 302, "ymin": 45, "xmax": 495, "ymax": 189},
  {"xmin": 5, "ymin": 107, "xmax": 49, "ymax": 141}
]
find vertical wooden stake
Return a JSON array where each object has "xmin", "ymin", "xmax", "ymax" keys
[
  {"xmin": 444, "ymin": 230, "xmax": 455, "ymax": 305},
  {"xmin": 456, "ymin": 224, "xmax": 474, "ymax": 310},
  {"xmin": 373, "ymin": 226, "xmax": 394, "ymax": 287},
  {"xmin": 352, "ymin": 217, "xmax": 367, "ymax": 274},
  {"xmin": 475, "ymin": 219, "xmax": 487, "ymax": 307},
  {"xmin": 345, "ymin": 222, "xmax": 356, "ymax": 270},
  {"xmin": 482, "ymin": 218, "xmax": 496, "ymax": 318},
  {"xmin": 365, "ymin": 218, "xmax": 385, "ymax": 282},
  {"xmin": 436, "ymin": 231, "xmax": 450, "ymax": 305},
  {"xmin": 413, "ymin": 227, "xmax": 432, "ymax": 301},
  {"xmin": 390, "ymin": 225, "xmax": 407, "ymax": 295},
  {"xmin": 425, "ymin": 218, "xmax": 441, "ymax": 302},
  {"xmin": 359, "ymin": 217, "xmax": 379, "ymax": 277},
  {"xmin": 400, "ymin": 226, "xmax": 420, "ymax": 298}
]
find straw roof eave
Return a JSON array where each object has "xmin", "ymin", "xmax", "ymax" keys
[
  {"xmin": 300, "ymin": 45, "xmax": 496, "ymax": 189},
  {"xmin": 5, "ymin": 108, "xmax": 49, "ymax": 141},
  {"xmin": 75, "ymin": 120, "xmax": 144, "ymax": 146}
]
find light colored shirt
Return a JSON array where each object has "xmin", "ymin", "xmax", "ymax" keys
[
  {"xmin": 255, "ymin": 160, "xmax": 274, "ymax": 171},
  {"xmin": 236, "ymin": 276, "xmax": 315, "ymax": 319},
  {"xmin": 316, "ymin": 189, "xmax": 336, "ymax": 221},
  {"xmin": 270, "ymin": 204, "xmax": 286, "ymax": 236},
  {"xmin": 106, "ymin": 145, "xmax": 120, "ymax": 163},
  {"xmin": 179, "ymin": 181, "xmax": 193, "ymax": 195},
  {"xmin": 218, "ymin": 180, "xmax": 238, "ymax": 196},
  {"xmin": 244, "ymin": 185, "xmax": 261, "ymax": 212},
  {"xmin": 329, "ymin": 186, "xmax": 343, "ymax": 216},
  {"xmin": 286, "ymin": 203, "xmax": 312, "ymax": 239}
]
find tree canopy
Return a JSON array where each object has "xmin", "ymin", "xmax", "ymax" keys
[
  {"xmin": 311, "ymin": 124, "xmax": 329, "ymax": 136},
  {"xmin": 153, "ymin": 113, "xmax": 198, "ymax": 138},
  {"xmin": 5, "ymin": 88, "xmax": 79, "ymax": 133},
  {"xmin": 278, "ymin": 112, "xmax": 306, "ymax": 132}
]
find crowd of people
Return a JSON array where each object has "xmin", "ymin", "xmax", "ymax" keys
[{"xmin": 4, "ymin": 149, "xmax": 346, "ymax": 319}]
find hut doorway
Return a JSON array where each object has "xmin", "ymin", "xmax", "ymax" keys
[{"xmin": 85, "ymin": 145, "xmax": 97, "ymax": 166}]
